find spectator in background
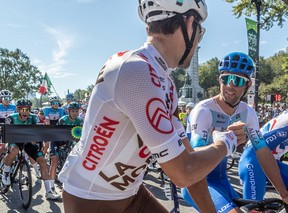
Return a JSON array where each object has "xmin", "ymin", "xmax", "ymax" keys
[
  {"xmin": 178, "ymin": 104, "xmax": 187, "ymax": 130},
  {"xmin": 272, "ymin": 103, "xmax": 281, "ymax": 118}
]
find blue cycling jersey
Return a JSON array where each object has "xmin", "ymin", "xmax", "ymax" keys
[
  {"xmin": 182, "ymin": 98, "xmax": 266, "ymax": 213},
  {"xmin": 239, "ymin": 110, "xmax": 288, "ymax": 200},
  {"xmin": 43, "ymin": 107, "xmax": 65, "ymax": 125},
  {"xmin": 0, "ymin": 104, "xmax": 16, "ymax": 123}
]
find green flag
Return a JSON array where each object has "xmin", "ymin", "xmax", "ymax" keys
[{"xmin": 245, "ymin": 18, "xmax": 257, "ymax": 62}]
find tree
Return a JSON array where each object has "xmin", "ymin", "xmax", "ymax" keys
[
  {"xmin": 259, "ymin": 48, "xmax": 288, "ymax": 102},
  {"xmin": 74, "ymin": 84, "xmax": 94, "ymax": 101},
  {"xmin": 198, "ymin": 58, "xmax": 220, "ymax": 98},
  {"xmin": 225, "ymin": 0, "xmax": 288, "ymax": 30},
  {"xmin": 171, "ymin": 68, "xmax": 186, "ymax": 94},
  {"xmin": 0, "ymin": 48, "xmax": 42, "ymax": 100}
]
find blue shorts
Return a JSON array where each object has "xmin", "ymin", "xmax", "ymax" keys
[
  {"xmin": 239, "ymin": 146, "xmax": 288, "ymax": 200},
  {"xmin": 182, "ymin": 178, "xmax": 240, "ymax": 213}
]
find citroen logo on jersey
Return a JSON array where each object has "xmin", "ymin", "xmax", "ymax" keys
[{"xmin": 146, "ymin": 98, "xmax": 174, "ymax": 134}]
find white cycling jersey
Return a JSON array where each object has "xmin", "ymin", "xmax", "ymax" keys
[
  {"xmin": 189, "ymin": 98, "xmax": 267, "ymax": 179},
  {"xmin": 58, "ymin": 43, "xmax": 186, "ymax": 200}
]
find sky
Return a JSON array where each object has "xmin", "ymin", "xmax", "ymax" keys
[{"xmin": 1, "ymin": 0, "xmax": 287, "ymax": 98}]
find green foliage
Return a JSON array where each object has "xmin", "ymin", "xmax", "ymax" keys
[
  {"xmin": 171, "ymin": 68, "xmax": 186, "ymax": 94},
  {"xmin": 74, "ymin": 84, "xmax": 94, "ymax": 101},
  {"xmin": 198, "ymin": 57, "xmax": 220, "ymax": 97},
  {"xmin": 0, "ymin": 48, "xmax": 42, "ymax": 100},
  {"xmin": 224, "ymin": 0, "xmax": 288, "ymax": 30}
]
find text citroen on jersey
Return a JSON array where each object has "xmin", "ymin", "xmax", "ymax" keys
[{"xmin": 82, "ymin": 116, "xmax": 120, "ymax": 171}]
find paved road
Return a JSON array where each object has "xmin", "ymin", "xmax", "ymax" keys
[{"xmin": 0, "ymin": 162, "xmax": 281, "ymax": 213}]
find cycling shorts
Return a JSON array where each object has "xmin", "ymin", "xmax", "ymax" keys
[
  {"xmin": 62, "ymin": 184, "xmax": 168, "ymax": 213},
  {"xmin": 182, "ymin": 178, "xmax": 240, "ymax": 213},
  {"xmin": 12, "ymin": 142, "xmax": 44, "ymax": 161}
]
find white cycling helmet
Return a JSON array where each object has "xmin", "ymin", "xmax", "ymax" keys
[
  {"xmin": 186, "ymin": 102, "xmax": 195, "ymax": 109},
  {"xmin": 0, "ymin": 90, "xmax": 12, "ymax": 98},
  {"xmin": 138, "ymin": 0, "xmax": 208, "ymax": 23}
]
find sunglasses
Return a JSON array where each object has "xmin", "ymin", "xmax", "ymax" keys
[
  {"xmin": 220, "ymin": 74, "xmax": 249, "ymax": 87},
  {"xmin": 19, "ymin": 107, "xmax": 30, "ymax": 112},
  {"xmin": 197, "ymin": 23, "xmax": 205, "ymax": 43},
  {"xmin": 51, "ymin": 101, "xmax": 59, "ymax": 105},
  {"xmin": 2, "ymin": 97, "xmax": 11, "ymax": 101}
]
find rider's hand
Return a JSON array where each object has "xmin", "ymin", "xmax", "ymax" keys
[
  {"xmin": 227, "ymin": 121, "xmax": 247, "ymax": 146},
  {"xmin": 212, "ymin": 130, "xmax": 237, "ymax": 156}
]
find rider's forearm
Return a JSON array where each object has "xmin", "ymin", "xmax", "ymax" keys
[
  {"xmin": 256, "ymin": 147, "xmax": 288, "ymax": 199},
  {"xmin": 187, "ymin": 179, "xmax": 217, "ymax": 213},
  {"xmin": 160, "ymin": 140, "xmax": 227, "ymax": 188}
]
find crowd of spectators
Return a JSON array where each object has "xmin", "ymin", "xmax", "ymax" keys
[{"xmin": 258, "ymin": 102, "xmax": 287, "ymax": 127}]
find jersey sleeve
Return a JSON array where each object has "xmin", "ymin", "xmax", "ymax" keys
[
  {"xmin": 245, "ymin": 106, "xmax": 267, "ymax": 151},
  {"xmin": 114, "ymin": 59, "xmax": 185, "ymax": 164},
  {"xmin": 189, "ymin": 105, "xmax": 212, "ymax": 149}
]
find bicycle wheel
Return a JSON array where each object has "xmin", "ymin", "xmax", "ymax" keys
[
  {"xmin": 18, "ymin": 159, "xmax": 32, "ymax": 209},
  {"xmin": 226, "ymin": 156, "xmax": 235, "ymax": 170}
]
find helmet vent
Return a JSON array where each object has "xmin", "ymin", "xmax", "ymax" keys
[{"xmin": 231, "ymin": 62, "xmax": 238, "ymax": 68}]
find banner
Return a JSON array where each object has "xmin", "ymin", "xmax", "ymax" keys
[
  {"xmin": 1, "ymin": 125, "xmax": 82, "ymax": 143},
  {"xmin": 245, "ymin": 18, "xmax": 257, "ymax": 62}
]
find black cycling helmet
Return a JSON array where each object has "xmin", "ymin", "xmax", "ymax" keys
[
  {"xmin": 15, "ymin": 98, "xmax": 32, "ymax": 107},
  {"xmin": 67, "ymin": 102, "xmax": 81, "ymax": 110},
  {"xmin": 39, "ymin": 108, "xmax": 44, "ymax": 114}
]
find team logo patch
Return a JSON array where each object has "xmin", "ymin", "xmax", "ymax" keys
[
  {"xmin": 277, "ymin": 131, "xmax": 287, "ymax": 137},
  {"xmin": 146, "ymin": 98, "xmax": 174, "ymax": 134},
  {"xmin": 71, "ymin": 126, "xmax": 82, "ymax": 139}
]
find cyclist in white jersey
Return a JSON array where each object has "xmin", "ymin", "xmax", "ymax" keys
[
  {"xmin": 58, "ymin": 1, "xmax": 246, "ymax": 212},
  {"xmin": 181, "ymin": 52, "xmax": 288, "ymax": 213}
]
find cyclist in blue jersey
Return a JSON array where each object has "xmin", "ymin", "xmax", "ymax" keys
[
  {"xmin": 62, "ymin": 93, "xmax": 75, "ymax": 115},
  {"xmin": 1, "ymin": 99, "xmax": 60, "ymax": 200},
  {"xmin": 49, "ymin": 102, "xmax": 83, "ymax": 196},
  {"xmin": 239, "ymin": 110, "xmax": 288, "ymax": 200},
  {"xmin": 185, "ymin": 102, "xmax": 195, "ymax": 141},
  {"xmin": 0, "ymin": 90, "xmax": 16, "ymax": 155},
  {"xmin": 43, "ymin": 96, "xmax": 65, "ymax": 126},
  {"xmin": 181, "ymin": 52, "xmax": 288, "ymax": 213},
  {"xmin": 0, "ymin": 90, "xmax": 16, "ymax": 124}
]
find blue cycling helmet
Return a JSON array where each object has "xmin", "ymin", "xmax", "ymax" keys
[
  {"xmin": 66, "ymin": 93, "xmax": 74, "ymax": 100},
  {"xmin": 218, "ymin": 52, "xmax": 255, "ymax": 78}
]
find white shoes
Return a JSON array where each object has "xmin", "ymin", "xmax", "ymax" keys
[
  {"xmin": 34, "ymin": 168, "xmax": 41, "ymax": 179},
  {"xmin": 45, "ymin": 191, "xmax": 61, "ymax": 200}
]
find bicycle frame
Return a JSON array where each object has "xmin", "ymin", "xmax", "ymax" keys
[{"xmin": 0, "ymin": 148, "xmax": 32, "ymax": 209}]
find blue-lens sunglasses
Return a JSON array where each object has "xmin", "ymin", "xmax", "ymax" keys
[{"xmin": 220, "ymin": 74, "xmax": 249, "ymax": 87}]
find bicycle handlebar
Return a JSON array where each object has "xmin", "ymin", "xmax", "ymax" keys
[{"xmin": 234, "ymin": 198, "xmax": 287, "ymax": 213}]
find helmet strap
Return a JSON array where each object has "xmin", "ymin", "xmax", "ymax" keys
[{"xmin": 178, "ymin": 15, "xmax": 198, "ymax": 65}]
